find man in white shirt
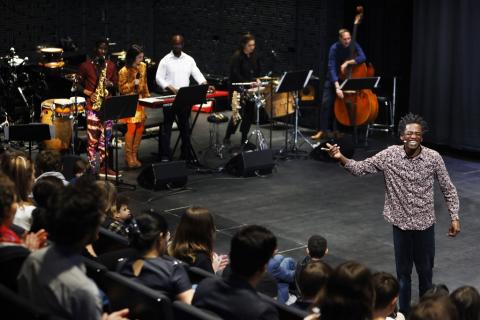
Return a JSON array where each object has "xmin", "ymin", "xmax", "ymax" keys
[{"xmin": 155, "ymin": 34, "xmax": 209, "ymax": 161}]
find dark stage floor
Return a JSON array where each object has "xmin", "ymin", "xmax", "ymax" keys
[
  {"xmin": 15, "ymin": 109, "xmax": 478, "ymax": 299},
  {"xmin": 111, "ymin": 110, "xmax": 480, "ymax": 298}
]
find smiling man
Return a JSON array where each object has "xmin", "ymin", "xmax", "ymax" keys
[{"xmin": 322, "ymin": 113, "xmax": 460, "ymax": 314}]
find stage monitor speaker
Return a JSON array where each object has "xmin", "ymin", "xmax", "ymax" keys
[
  {"xmin": 310, "ymin": 136, "xmax": 355, "ymax": 162},
  {"xmin": 137, "ymin": 161, "xmax": 188, "ymax": 190},
  {"xmin": 225, "ymin": 149, "xmax": 274, "ymax": 177}
]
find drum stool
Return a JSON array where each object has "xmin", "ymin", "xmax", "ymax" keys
[{"xmin": 207, "ymin": 113, "xmax": 229, "ymax": 159}]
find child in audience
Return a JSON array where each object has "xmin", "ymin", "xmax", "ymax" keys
[
  {"xmin": 295, "ymin": 234, "xmax": 328, "ymax": 292},
  {"xmin": 35, "ymin": 150, "xmax": 68, "ymax": 185},
  {"xmin": 30, "ymin": 176, "xmax": 65, "ymax": 233},
  {"xmin": 292, "ymin": 260, "xmax": 332, "ymax": 311},
  {"xmin": 105, "ymin": 194, "xmax": 132, "ymax": 237},
  {"xmin": 450, "ymin": 286, "xmax": 480, "ymax": 320},
  {"xmin": 372, "ymin": 272, "xmax": 402, "ymax": 320},
  {"xmin": 70, "ymin": 157, "xmax": 89, "ymax": 184},
  {"xmin": 97, "ymin": 181, "xmax": 130, "ymax": 237}
]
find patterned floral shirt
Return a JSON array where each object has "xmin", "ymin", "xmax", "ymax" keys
[{"xmin": 344, "ymin": 145, "xmax": 459, "ymax": 230}]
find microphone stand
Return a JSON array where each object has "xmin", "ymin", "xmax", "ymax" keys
[{"xmin": 70, "ymin": 77, "xmax": 80, "ymax": 154}]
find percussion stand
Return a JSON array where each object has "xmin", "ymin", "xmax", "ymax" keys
[{"xmin": 245, "ymin": 83, "xmax": 268, "ymax": 150}]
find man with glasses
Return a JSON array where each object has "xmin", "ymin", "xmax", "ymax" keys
[
  {"xmin": 322, "ymin": 113, "xmax": 460, "ymax": 315},
  {"xmin": 155, "ymin": 34, "xmax": 210, "ymax": 162}
]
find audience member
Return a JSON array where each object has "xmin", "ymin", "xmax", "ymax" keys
[
  {"xmin": 450, "ymin": 286, "xmax": 480, "ymax": 320},
  {"xmin": 70, "ymin": 157, "xmax": 89, "ymax": 184},
  {"xmin": 30, "ymin": 176, "xmax": 65, "ymax": 233},
  {"xmin": 193, "ymin": 225, "xmax": 279, "ymax": 320},
  {"xmin": 102, "ymin": 192, "xmax": 131, "ymax": 237},
  {"xmin": 267, "ymin": 251, "xmax": 297, "ymax": 303},
  {"xmin": 295, "ymin": 234, "xmax": 328, "ymax": 296},
  {"xmin": 320, "ymin": 261, "xmax": 374, "ymax": 320},
  {"xmin": 292, "ymin": 260, "xmax": 332, "ymax": 312},
  {"xmin": 118, "ymin": 212, "xmax": 194, "ymax": 303},
  {"xmin": 35, "ymin": 150, "xmax": 68, "ymax": 185},
  {"xmin": 372, "ymin": 272, "xmax": 401, "ymax": 320},
  {"xmin": 169, "ymin": 207, "xmax": 228, "ymax": 274},
  {"xmin": 17, "ymin": 176, "xmax": 129, "ymax": 320},
  {"xmin": 0, "ymin": 173, "xmax": 47, "ymax": 250},
  {"xmin": 409, "ymin": 295, "xmax": 458, "ymax": 320},
  {"xmin": 421, "ymin": 284, "xmax": 450, "ymax": 300},
  {"xmin": 0, "ymin": 151, "xmax": 36, "ymax": 230}
]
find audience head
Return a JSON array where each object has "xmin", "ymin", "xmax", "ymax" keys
[
  {"xmin": 31, "ymin": 176, "xmax": 65, "ymax": 233},
  {"xmin": 422, "ymin": 284, "xmax": 450, "ymax": 300},
  {"xmin": 230, "ymin": 225, "xmax": 277, "ymax": 279},
  {"xmin": 73, "ymin": 158, "xmax": 89, "ymax": 178},
  {"xmin": 320, "ymin": 261, "xmax": 374, "ymax": 320},
  {"xmin": 409, "ymin": 295, "xmax": 458, "ymax": 320},
  {"xmin": 372, "ymin": 272, "xmax": 399, "ymax": 316},
  {"xmin": 0, "ymin": 151, "xmax": 34, "ymax": 203},
  {"xmin": 49, "ymin": 176, "xmax": 106, "ymax": 249},
  {"xmin": 35, "ymin": 150, "xmax": 62, "ymax": 175},
  {"xmin": 129, "ymin": 212, "xmax": 169, "ymax": 255},
  {"xmin": 96, "ymin": 180, "xmax": 117, "ymax": 217},
  {"xmin": 0, "ymin": 173, "xmax": 17, "ymax": 226},
  {"xmin": 307, "ymin": 234, "xmax": 328, "ymax": 259},
  {"xmin": 114, "ymin": 194, "xmax": 131, "ymax": 222},
  {"xmin": 297, "ymin": 260, "xmax": 332, "ymax": 302},
  {"xmin": 450, "ymin": 286, "xmax": 480, "ymax": 320},
  {"xmin": 170, "ymin": 207, "xmax": 216, "ymax": 262}
]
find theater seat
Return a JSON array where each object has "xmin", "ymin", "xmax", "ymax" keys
[
  {"xmin": 0, "ymin": 283, "xmax": 50, "ymax": 319},
  {"xmin": 172, "ymin": 301, "xmax": 222, "ymax": 320}
]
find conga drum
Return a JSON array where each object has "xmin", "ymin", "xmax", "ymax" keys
[
  {"xmin": 263, "ymin": 81, "xmax": 295, "ymax": 118},
  {"xmin": 40, "ymin": 99, "xmax": 73, "ymax": 150}
]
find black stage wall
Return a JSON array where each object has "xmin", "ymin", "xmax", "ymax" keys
[
  {"xmin": 410, "ymin": 0, "xmax": 480, "ymax": 152},
  {"xmin": 2, "ymin": 0, "xmax": 418, "ymax": 137}
]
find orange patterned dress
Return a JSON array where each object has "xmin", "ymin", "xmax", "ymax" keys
[{"xmin": 118, "ymin": 62, "xmax": 150, "ymax": 123}]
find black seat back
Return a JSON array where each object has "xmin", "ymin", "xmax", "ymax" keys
[
  {"xmin": 92, "ymin": 227, "xmax": 129, "ymax": 255},
  {"xmin": 0, "ymin": 246, "xmax": 30, "ymax": 291},
  {"xmin": 172, "ymin": 301, "xmax": 222, "ymax": 320},
  {"xmin": 0, "ymin": 283, "xmax": 51, "ymax": 319},
  {"xmin": 260, "ymin": 293, "xmax": 309, "ymax": 320},
  {"xmin": 99, "ymin": 271, "xmax": 174, "ymax": 320}
]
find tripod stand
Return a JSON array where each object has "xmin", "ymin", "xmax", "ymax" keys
[
  {"xmin": 275, "ymin": 70, "xmax": 316, "ymax": 155},
  {"xmin": 99, "ymin": 94, "xmax": 138, "ymax": 189},
  {"xmin": 245, "ymin": 83, "xmax": 268, "ymax": 150}
]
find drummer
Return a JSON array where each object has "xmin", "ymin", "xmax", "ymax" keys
[{"xmin": 223, "ymin": 33, "xmax": 262, "ymax": 146}]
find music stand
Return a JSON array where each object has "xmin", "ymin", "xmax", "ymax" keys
[
  {"xmin": 275, "ymin": 70, "xmax": 315, "ymax": 154},
  {"xmin": 171, "ymin": 84, "xmax": 209, "ymax": 165},
  {"xmin": 99, "ymin": 94, "xmax": 138, "ymax": 188},
  {"xmin": 339, "ymin": 77, "xmax": 380, "ymax": 144},
  {"xmin": 5, "ymin": 123, "xmax": 53, "ymax": 157}
]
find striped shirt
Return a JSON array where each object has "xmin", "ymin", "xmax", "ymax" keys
[{"xmin": 344, "ymin": 145, "xmax": 459, "ymax": 230}]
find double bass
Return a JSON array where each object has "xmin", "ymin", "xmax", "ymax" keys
[{"xmin": 334, "ymin": 6, "xmax": 378, "ymax": 127}]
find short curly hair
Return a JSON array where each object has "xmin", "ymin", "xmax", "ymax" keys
[{"xmin": 397, "ymin": 113, "xmax": 428, "ymax": 136}]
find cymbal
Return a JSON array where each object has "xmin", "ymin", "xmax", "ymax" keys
[
  {"xmin": 258, "ymin": 76, "xmax": 277, "ymax": 81},
  {"xmin": 111, "ymin": 50, "xmax": 126, "ymax": 56},
  {"xmin": 63, "ymin": 73, "xmax": 78, "ymax": 81},
  {"xmin": 39, "ymin": 61, "xmax": 65, "ymax": 68},
  {"xmin": 40, "ymin": 47, "xmax": 63, "ymax": 54}
]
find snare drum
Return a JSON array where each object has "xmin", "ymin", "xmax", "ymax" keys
[
  {"xmin": 40, "ymin": 107, "xmax": 72, "ymax": 151},
  {"xmin": 69, "ymin": 96, "xmax": 86, "ymax": 113}
]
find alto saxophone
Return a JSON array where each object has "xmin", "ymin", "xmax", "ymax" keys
[
  {"xmin": 231, "ymin": 90, "xmax": 242, "ymax": 125},
  {"xmin": 92, "ymin": 61, "xmax": 109, "ymax": 111}
]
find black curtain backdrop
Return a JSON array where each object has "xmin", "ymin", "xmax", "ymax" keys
[{"xmin": 410, "ymin": 0, "xmax": 480, "ymax": 152}]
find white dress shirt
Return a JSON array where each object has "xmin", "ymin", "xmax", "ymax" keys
[{"xmin": 155, "ymin": 51, "xmax": 206, "ymax": 90}]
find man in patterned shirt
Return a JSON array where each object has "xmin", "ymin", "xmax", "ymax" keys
[{"xmin": 322, "ymin": 113, "xmax": 460, "ymax": 314}]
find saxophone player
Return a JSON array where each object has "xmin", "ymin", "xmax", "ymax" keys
[
  {"xmin": 78, "ymin": 38, "xmax": 118, "ymax": 177},
  {"xmin": 223, "ymin": 33, "xmax": 261, "ymax": 146}
]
